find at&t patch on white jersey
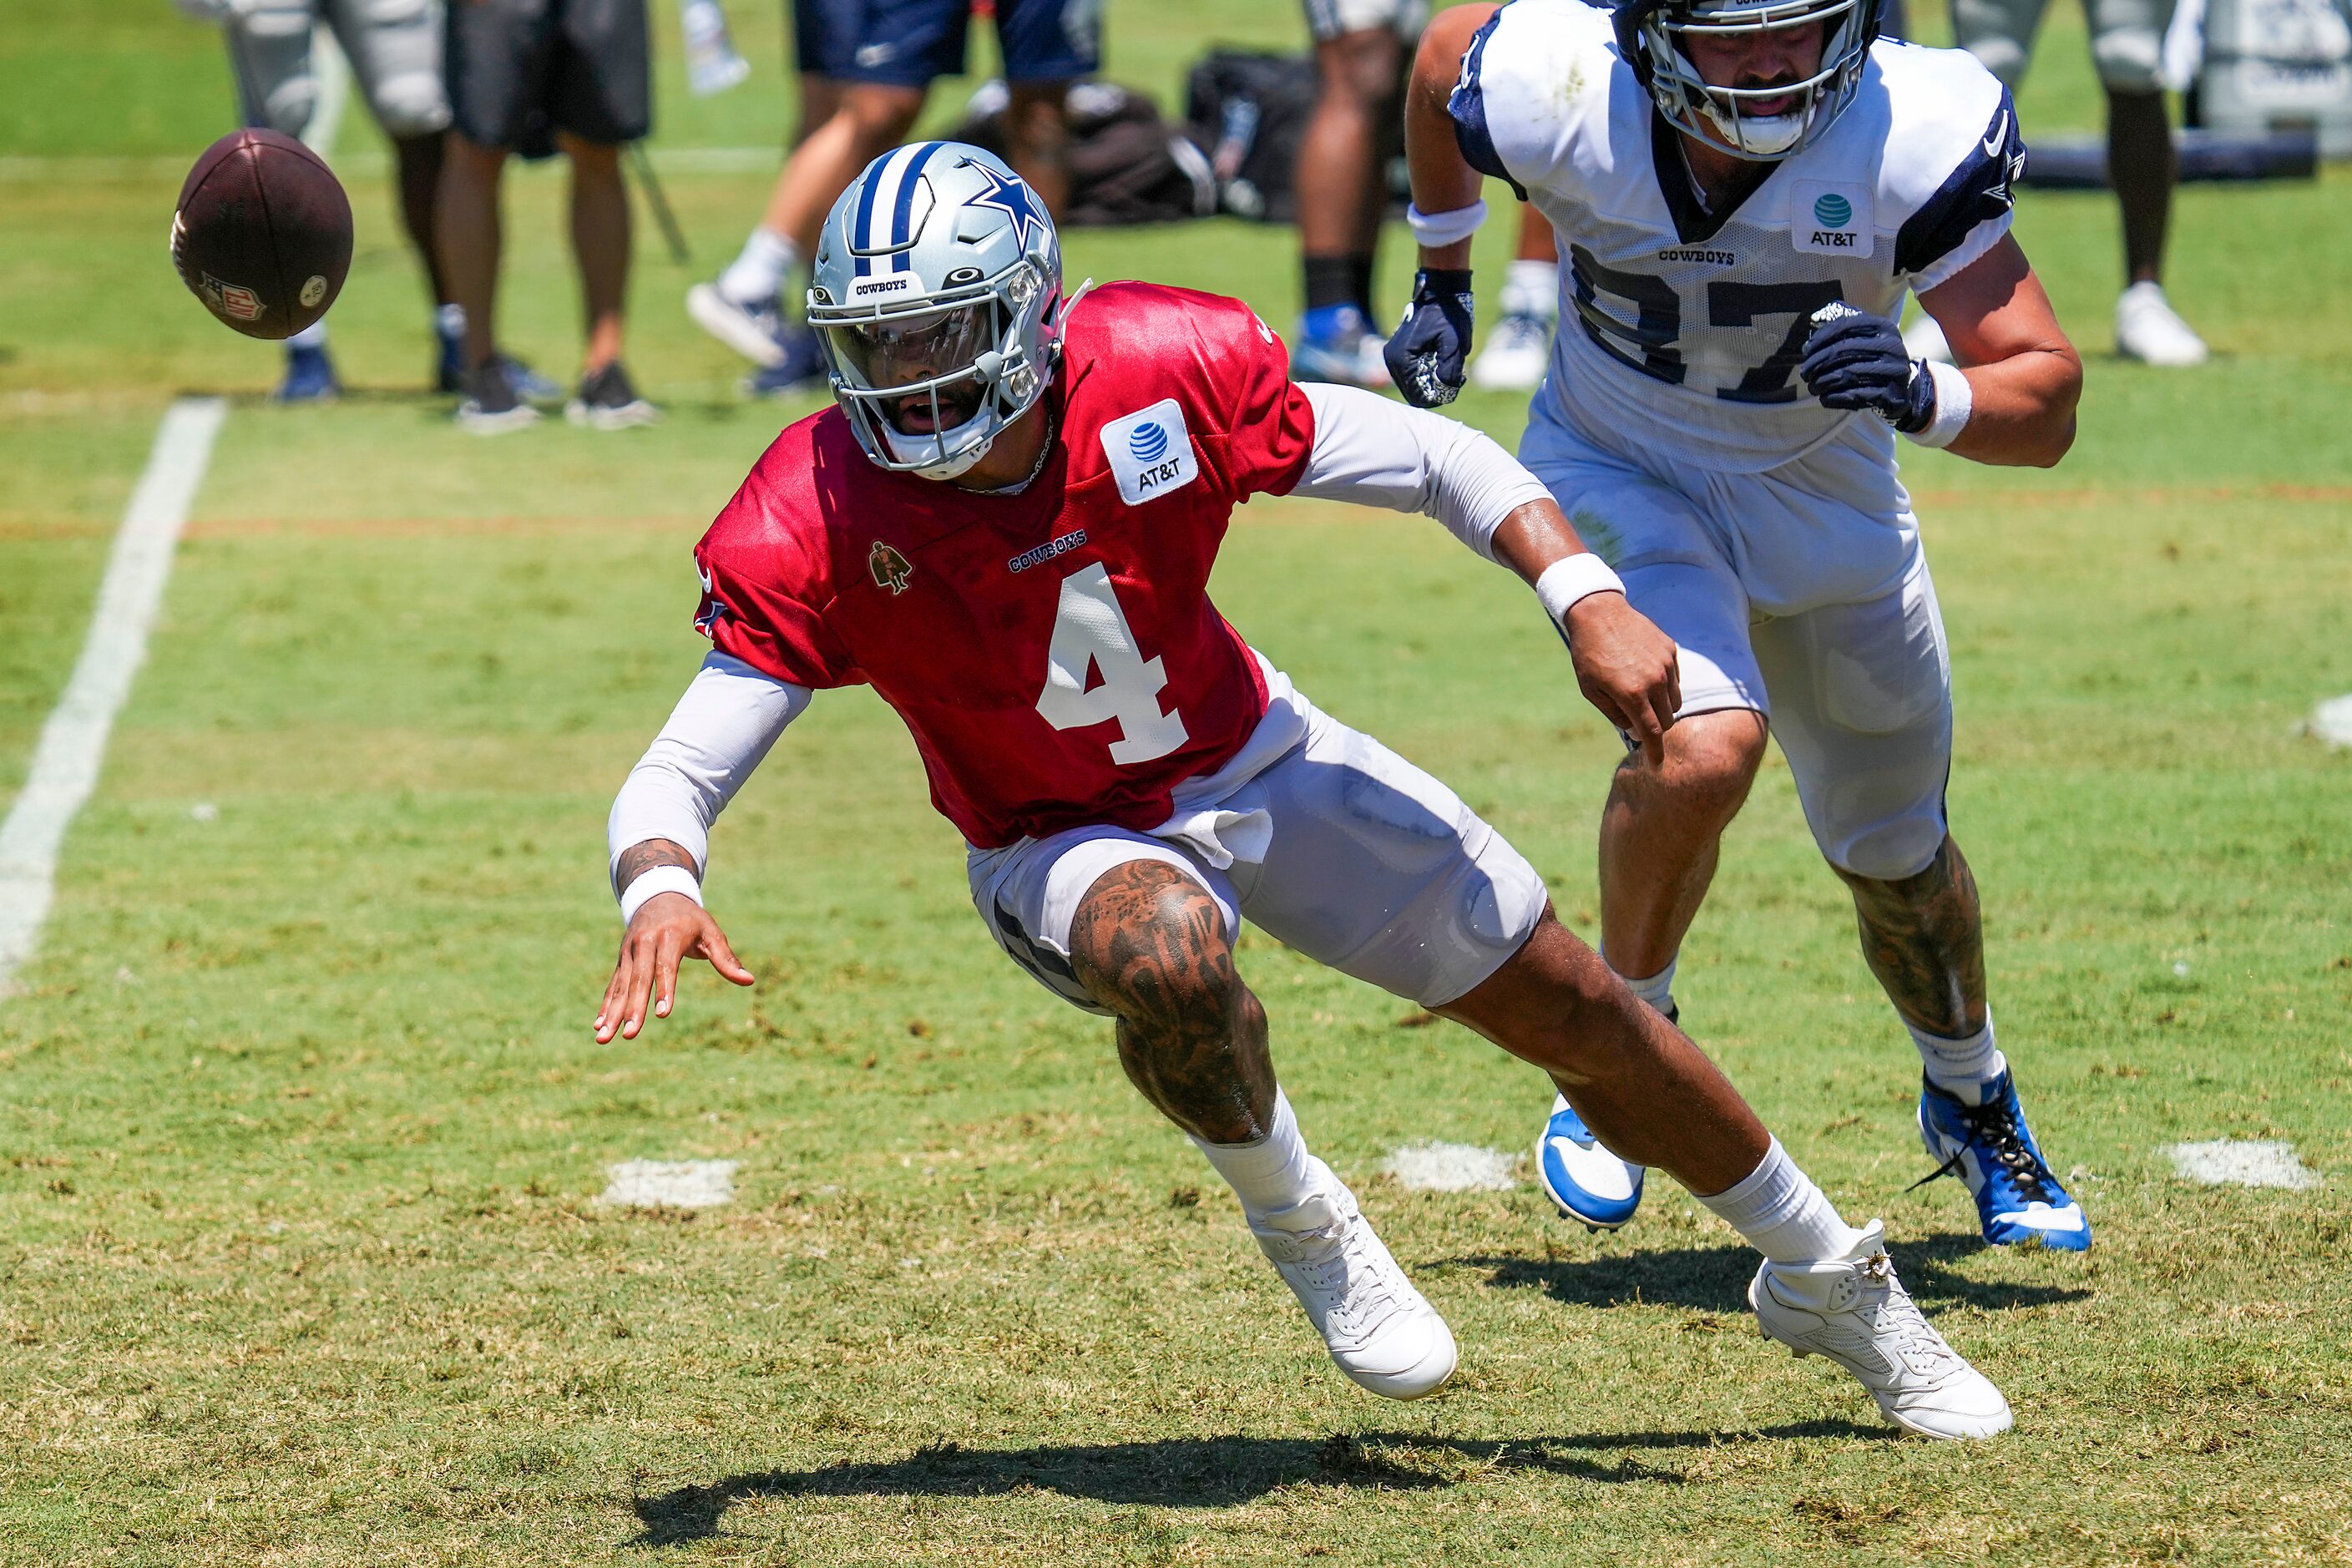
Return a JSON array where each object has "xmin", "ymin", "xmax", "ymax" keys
[
  {"xmin": 1791, "ymin": 180, "xmax": 1874, "ymax": 256},
  {"xmin": 1101, "ymin": 398, "xmax": 1199, "ymax": 506},
  {"xmin": 1451, "ymin": 0, "xmax": 2023, "ymax": 471}
]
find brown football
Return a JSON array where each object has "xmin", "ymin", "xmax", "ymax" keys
[{"xmin": 171, "ymin": 129, "xmax": 353, "ymax": 341}]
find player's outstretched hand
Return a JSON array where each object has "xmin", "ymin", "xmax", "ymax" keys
[
  {"xmin": 1384, "ymin": 269, "xmax": 1476, "ymax": 407},
  {"xmin": 1565, "ymin": 592, "xmax": 1682, "ymax": 767},
  {"xmin": 594, "ymin": 893, "xmax": 755, "ymax": 1043}
]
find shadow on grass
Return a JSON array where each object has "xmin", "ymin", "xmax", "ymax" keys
[
  {"xmin": 626, "ymin": 1419, "xmax": 1884, "ymax": 1543},
  {"xmin": 1440, "ymin": 1233, "xmax": 2092, "ymax": 1315}
]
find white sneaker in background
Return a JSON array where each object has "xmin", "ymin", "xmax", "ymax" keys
[
  {"xmin": 2115, "ymin": 281, "xmax": 2208, "ymax": 367},
  {"xmin": 1469, "ymin": 311, "xmax": 1554, "ymax": 391},
  {"xmin": 1901, "ymin": 312, "xmax": 1954, "ymax": 365},
  {"xmin": 1248, "ymin": 1165, "xmax": 1458, "ymax": 1400},
  {"xmin": 1748, "ymin": 1219, "xmax": 2013, "ymax": 1439}
]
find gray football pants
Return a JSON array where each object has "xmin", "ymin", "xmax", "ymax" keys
[
  {"xmin": 1950, "ymin": 0, "xmax": 2178, "ymax": 91},
  {"xmin": 226, "ymin": 0, "xmax": 452, "ymax": 140}
]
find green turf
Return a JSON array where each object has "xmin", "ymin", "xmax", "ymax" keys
[{"xmin": 4, "ymin": 2, "xmax": 2351, "ymax": 1563}]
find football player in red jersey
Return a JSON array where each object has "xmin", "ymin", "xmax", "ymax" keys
[{"xmin": 594, "ymin": 143, "xmax": 2013, "ymax": 1437}]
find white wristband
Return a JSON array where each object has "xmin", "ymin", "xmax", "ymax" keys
[
  {"xmin": 1406, "ymin": 200, "xmax": 1490, "ymax": 249},
  {"xmin": 1904, "ymin": 360, "xmax": 1974, "ymax": 449},
  {"xmin": 1535, "ymin": 553, "xmax": 1626, "ymax": 628},
  {"xmin": 619, "ymin": 864, "xmax": 702, "ymax": 926}
]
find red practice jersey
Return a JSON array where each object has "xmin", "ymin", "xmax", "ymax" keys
[{"xmin": 692, "ymin": 282, "xmax": 1318, "ymax": 848}]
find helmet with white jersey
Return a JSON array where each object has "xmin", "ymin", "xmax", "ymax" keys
[
  {"xmin": 1615, "ymin": 0, "xmax": 1878, "ymax": 162},
  {"xmin": 807, "ymin": 141, "xmax": 1064, "ymax": 482}
]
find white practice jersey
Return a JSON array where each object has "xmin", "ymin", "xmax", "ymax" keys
[{"xmin": 1453, "ymin": 0, "xmax": 2024, "ymax": 472}]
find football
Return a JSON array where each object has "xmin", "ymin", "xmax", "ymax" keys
[{"xmin": 170, "ymin": 128, "xmax": 352, "ymax": 340}]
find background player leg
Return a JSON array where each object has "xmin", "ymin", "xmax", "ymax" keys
[
  {"xmin": 2107, "ymin": 85, "xmax": 2205, "ymax": 365},
  {"xmin": 1063, "ymin": 860, "xmax": 1457, "ymax": 1399},
  {"xmin": 557, "ymin": 132, "xmax": 655, "ymax": 427},
  {"xmin": 1290, "ymin": 18, "xmax": 1401, "ymax": 388},
  {"xmin": 712, "ymin": 81, "xmax": 926, "ymax": 391},
  {"xmin": 1469, "ymin": 202, "xmax": 1559, "ymax": 392}
]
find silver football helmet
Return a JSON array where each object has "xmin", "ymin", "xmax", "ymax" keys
[
  {"xmin": 807, "ymin": 141, "xmax": 1064, "ymax": 482},
  {"xmin": 1615, "ymin": 0, "xmax": 1878, "ymax": 162}
]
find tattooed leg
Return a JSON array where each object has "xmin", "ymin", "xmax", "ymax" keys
[
  {"xmin": 1065, "ymin": 860, "xmax": 1275, "ymax": 1146},
  {"xmin": 1833, "ymin": 833, "xmax": 1988, "ymax": 1040}
]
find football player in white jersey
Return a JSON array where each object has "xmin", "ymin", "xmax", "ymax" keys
[{"xmin": 1388, "ymin": 0, "xmax": 2092, "ymax": 1252}]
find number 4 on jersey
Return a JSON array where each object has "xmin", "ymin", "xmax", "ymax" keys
[{"xmin": 1034, "ymin": 563, "xmax": 1190, "ymax": 764}]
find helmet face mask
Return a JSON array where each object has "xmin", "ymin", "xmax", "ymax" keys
[
  {"xmin": 1617, "ymin": 0, "xmax": 1876, "ymax": 163},
  {"xmin": 808, "ymin": 144, "xmax": 1063, "ymax": 482}
]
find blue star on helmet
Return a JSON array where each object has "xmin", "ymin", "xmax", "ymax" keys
[{"xmin": 968, "ymin": 165, "xmax": 1049, "ymax": 250}]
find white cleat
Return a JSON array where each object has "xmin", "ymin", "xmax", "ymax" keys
[
  {"xmin": 1469, "ymin": 310, "xmax": 1554, "ymax": 391},
  {"xmin": 1748, "ymin": 1220, "xmax": 2013, "ymax": 1440},
  {"xmin": 685, "ymin": 281, "xmax": 788, "ymax": 368},
  {"xmin": 1249, "ymin": 1166, "xmax": 1458, "ymax": 1400},
  {"xmin": 2115, "ymin": 281, "xmax": 2208, "ymax": 367},
  {"xmin": 1901, "ymin": 312, "xmax": 1954, "ymax": 365}
]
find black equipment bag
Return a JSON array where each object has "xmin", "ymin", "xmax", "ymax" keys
[{"xmin": 955, "ymin": 80, "xmax": 1216, "ymax": 227}]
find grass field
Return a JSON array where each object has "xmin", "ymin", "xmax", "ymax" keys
[{"xmin": 6, "ymin": 2, "xmax": 2352, "ymax": 1563}]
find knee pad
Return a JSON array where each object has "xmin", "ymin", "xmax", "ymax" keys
[
  {"xmin": 260, "ymin": 79, "xmax": 321, "ymax": 136},
  {"xmin": 370, "ymin": 69, "xmax": 453, "ymax": 136},
  {"xmin": 2092, "ymin": 30, "xmax": 2165, "ymax": 90},
  {"xmin": 1828, "ymin": 813, "xmax": 1948, "ymax": 884}
]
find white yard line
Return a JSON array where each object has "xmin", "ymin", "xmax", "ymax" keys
[
  {"xmin": 0, "ymin": 397, "xmax": 226, "ymax": 996},
  {"xmin": 1385, "ymin": 1141, "xmax": 1520, "ymax": 1192},
  {"xmin": 303, "ymin": 30, "xmax": 351, "ymax": 158},
  {"xmin": 599, "ymin": 1160, "xmax": 740, "ymax": 1208}
]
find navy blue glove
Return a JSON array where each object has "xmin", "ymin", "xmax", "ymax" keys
[
  {"xmin": 1384, "ymin": 269, "xmax": 1475, "ymax": 408},
  {"xmin": 1799, "ymin": 306, "xmax": 1936, "ymax": 434}
]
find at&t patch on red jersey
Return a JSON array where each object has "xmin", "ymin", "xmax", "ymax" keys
[
  {"xmin": 1101, "ymin": 400, "xmax": 1198, "ymax": 505},
  {"xmin": 689, "ymin": 281, "xmax": 1316, "ymax": 849}
]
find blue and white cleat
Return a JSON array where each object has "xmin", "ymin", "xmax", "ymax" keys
[
  {"xmin": 1916, "ymin": 1069, "xmax": 2090, "ymax": 1251},
  {"xmin": 277, "ymin": 341, "xmax": 340, "ymax": 402},
  {"xmin": 1290, "ymin": 304, "xmax": 1393, "ymax": 389},
  {"xmin": 1536, "ymin": 1092, "xmax": 1645, "ymax": 1232},
  {"xmin": 688, "ymin": 281, "xmax": 791, "ymax": 368}
]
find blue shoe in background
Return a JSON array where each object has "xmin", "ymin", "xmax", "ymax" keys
[
  {"xmin": 1915, "ymin": 1069, "xmax": 2091, "ymax": 1251},
  {"xmin": 1536, "ymin": 1092, "xmax": 1646, "ymax": 1232},
  {"xmin": 435, "ymin": 321, "xmax": 465, "ymax": 393},
  {"xmin": 742, "ymin": 322, "xmax": 829, "ymax": 397},
  {"xmin": 277, "ymin": 341, "xmax": 340, "ymax": 403},
  {"xmin": 1290, "ymin": 304, "xmax": 1393, "ymax": 389}
]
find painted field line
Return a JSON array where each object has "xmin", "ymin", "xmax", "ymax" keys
[{"xmin": 0, "ymin": 397, "xmax": 227, "ymax": 996}]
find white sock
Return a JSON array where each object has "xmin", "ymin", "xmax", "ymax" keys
[
  {"xmin": 1910, "ymin": 1012, "xmax": 2006, "ymax": 1101},
  {"xmin": 718, "ymin": 227, "xmax": 799, "ymax": 307},
  {"xmin": 1500, "ymin": 258, "xmax": 1560, "ymax": 321},
  {"xmin": 1191, "ymin": 1090, "xmax": 1318, "ymax": 1219},
  {"xmin": 1603, "ymin": 949, "xmax": 1677, "ymax": 1017},
  {"xmin": 286, "ymin": 318, "xmax": 328, "ymax": 350},
  {"xmin": 1697, "ymin": 1137, "xmax": 1867, "ymax": 1264},
  {"xmin": 436, "ymin": 301, "xmax": 466, "ymax": 338}
]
